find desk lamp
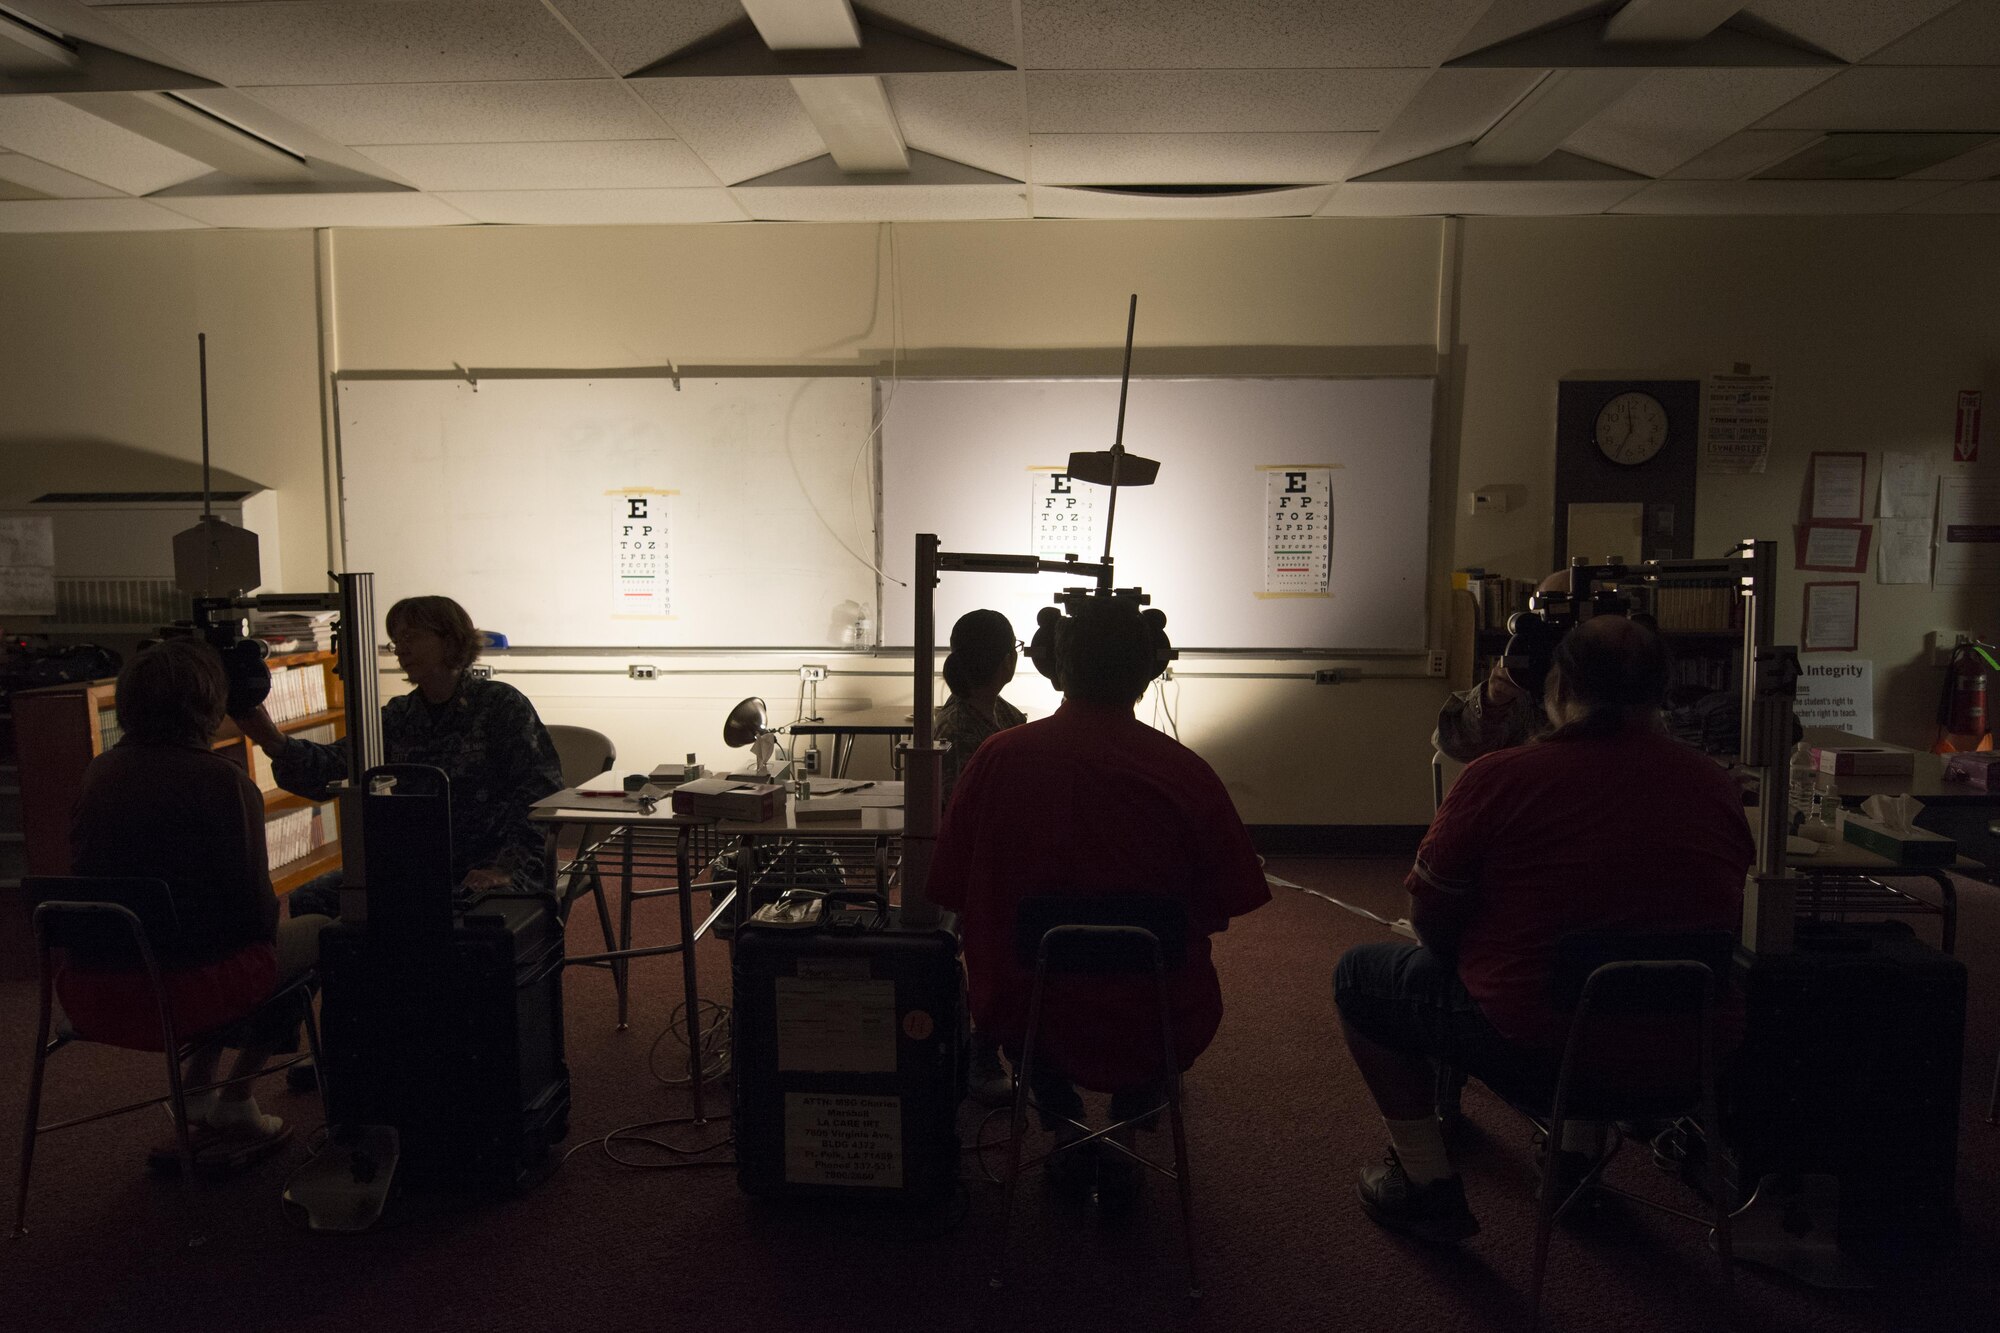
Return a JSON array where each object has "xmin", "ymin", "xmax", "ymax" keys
[{"xmin": 723, "ymin": 696, "xmax": 784, "ymax": 778}]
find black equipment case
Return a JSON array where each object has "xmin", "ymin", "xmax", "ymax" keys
[
  {"xmin": 321, "ymin": 890, "xmax": 570, "ymax": 1194},
  {"xmin": 732, "ymin": 894, "xmax": 963, "ymax": 1203}
]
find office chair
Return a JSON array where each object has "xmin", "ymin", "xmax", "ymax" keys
[
  {"xmin": 14, "ymin": 876, "xmax": 324, "ymax": 1247},
  {"xmin": 1477, "ymin": 930, "xmax": 1737, "ymax": 1328},
  {"xmin": 544, "ymin": 725, "xmax": 626, "ymax": 1017},
  {"xmin": 992, "ymin": 894, "xmax": 1200, "ymax": 1302}
]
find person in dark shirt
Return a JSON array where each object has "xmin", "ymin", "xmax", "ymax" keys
[
  {"xmin": 63, "ymin": 638, "xmax": 330, "ymax": 1148},
  {"xmin": 235, "ymin": 595, "xmax": 563, "ymax": 916}
]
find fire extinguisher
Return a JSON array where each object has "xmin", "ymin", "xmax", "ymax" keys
[{"xmin": 1934, "ymin": 641, "xmax": 2000, "ymax": 752}]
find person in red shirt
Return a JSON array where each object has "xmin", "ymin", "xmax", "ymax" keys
[
  {"xmin": 1335, "ymin": 616, "xmax": 1752, "ymax": 1243},
  {"xmin": 929, "ymin": 598, "xmax": 1269, "ymax": 1194}
]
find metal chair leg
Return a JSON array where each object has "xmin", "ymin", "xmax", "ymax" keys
[
  {"xmin": 12, "ymin": 967, "xmax": 56, "ymax": 1240},
  {"xmin": 1154, "ymin": 946, "xmax": 1200, "ymax": 1302},
  {"xmin": 992, "ymin": 973, "xmax": 1048, "ymax": 1294},
  {"xmin": 1529, "ymin": 1103, "xmax": 1564, "ymax": 1329}
]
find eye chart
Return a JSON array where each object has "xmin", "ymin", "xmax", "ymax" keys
[
  {"xmin": 1029, "ymin": 468, "xmax": 1101, "ymax": 564},
  {"xmin": 1261, "ymin": 467, "xmax": 1333, "ymax": 596},
  {"xmin": 610, "ymin": 487, "xmax": 675, "ymax": 618}
]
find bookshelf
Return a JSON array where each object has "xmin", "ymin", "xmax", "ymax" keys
[{"xmin": 13, "ymin": 650, "xmax": 347, "ymax": 898}]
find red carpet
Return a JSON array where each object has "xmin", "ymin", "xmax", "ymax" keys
[{"xmin": 1, "ymin": 857, "xmax": 1994, "ymax": 1333}]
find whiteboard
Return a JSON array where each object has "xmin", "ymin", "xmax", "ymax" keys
[
  {"xmin": 338, "ymin": 377, "xmax": 876, "ymax": 647},
  {"xmin": 879, "ymin": 378, "xmax": 1435, "ymax": 652}
]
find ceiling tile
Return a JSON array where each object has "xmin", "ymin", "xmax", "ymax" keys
[
  {"xmin": 632, "ymin": 78, "xmax": 823, "ymax": 185},
  {"xmin": 1756, "ymin": 67, "xmax": 2000, "ymax": 131},
  {"xmin": 242, "ymin": 80, "xmax": 662, "ymax": 146},
  {"xmin": 1448, "ymin": 1, "xmax": 1606, "ymax": 60},
  {"xmin": 1743, "ymin": 0, "xmax": 1964, "ymax": 63},
  {"xmin": 434, "ymin": 187, "xmax": 747, "ymax": 224},
  {"xmin": 0, "ymin": 96, "xmax": 209, "ymax": 195},
  {"xmin": 1350, "ymin": 68, "xmax": 1545, "ymax": 174},
  {"xmin": 1609, "ymin": 179, "xmax": 1959, "ymax": 212},
  {"xmin": 0, "ymin": 152, "xmax": 125, "ymax": 198},
  {"xmin": 1563, "ymin": 67, "xmax": 1837, "ymax": 176},
  {"xmin": 540, "ymin": 0, "xmax": 743, "ymax": 75},
  {"xmin": 1867, "ymin": 1, "xmax": 2000, "ymax": 65},
  {"xmin": 884, "ymin": 72, "xmax": 1025, "ymax": 180},
  {"xmin": 1319, "ymin": 180, "xmax": 1644, "ymax": 215},
  {"xmin": 1032, "ymin": 132, "xmax": 1374, "ymax": 185},
  {"xmin": 1032, "ymin": 182, "xmax": 1334, "ymax": 218},
  {"xmin": 102, "ymin": 1, "xmax": 606, "ymax": 86},
  {"xmin": 1910, "ymin": 136, "xmax": 2000, "ymax": 179},
  {"xmin": 1663, "ymin": 129, "xmax": 1825, "ymax": 178},
  {"xmin": 352, "ymin": 140, "xmax": 718, "ymax": 191},
  {"xmin": 1902, "ymin": 180, "xmax": 2000, "ymax": 210},
  {"xmin": 151, "ymin": 190, "xmax": 476, "ymax": 228},
  {"xmin": 867, "ymin": 0, "xmax": 1021, "ymax": 65},
  {"xmin": 1020, "ymin": 0, "xmax": 1494, "ymax": 69},
  {"xmin": 0, "ymin": 198, "xmax": 208, "ymax": 231},
  {"xmin": 732, "ymin": 182, "xmax": 1028, "ymax": 221},
  {"xmin": 1027, "ymin": 69, "xmax": 1427, "ymax": 134}
]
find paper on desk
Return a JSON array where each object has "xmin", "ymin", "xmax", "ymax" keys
[
  {"xmin": 1878, "ymin": 452, "xmax": 1934, "ymax": 520},
  {"xmin": 1877, "ymin": 518, "xmax": 1932, "ymax": 585}
]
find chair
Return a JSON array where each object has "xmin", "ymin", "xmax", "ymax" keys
[
  {"xmin": 13, "ymin": 876, "xmax": 324, "ymax": 1247},
  {"xmin": 992, "ymin": 894, "xmax": 1200, "ymax": 1302},
  {"xmin": 1481, "ymin": 930, "xmax": 1737, "ymax": 1327},
  {"xmin": 544, "ymin": 725, "xmax": 627, "ymax": 1016}
]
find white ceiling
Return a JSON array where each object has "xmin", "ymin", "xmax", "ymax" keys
[{"xmin": 0, "ymin": 0, "xmax": 1993, "ymax": 231}]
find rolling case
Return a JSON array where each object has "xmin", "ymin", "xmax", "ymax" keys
[{"xmin": 732, "ymin": 893, "xmax": 964, "ymax": 1204}]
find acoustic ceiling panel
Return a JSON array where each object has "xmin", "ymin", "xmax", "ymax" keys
[
  {"xmin": 1026, "ymin": 68, "xmax": 1427, "ymax": 134},
  {"xmin": 1348, "ymin": 68, "xmax": 1546, "ymax": 175},
  {"xmin": 0, "ymin": 96, "xmax": 210, "ymax": 195},
  {"xmin": 1020, "ymin": 0, "xmax": 1494, "ymax": 70},
  {"xmin": 885, "ymin": 73, "xmax": 1026, "ymax": 181},
  {"xmin": 1447, "ymin": 1, "xmax": 1605, "ymax": 61},
  {"xmin": 1563, "ymin": 67, "xmax": 1839, "ymax": 178},
  {"xmin": 1663, "ymin": 129, "xmax": 1825, "ymax": 179},
  {"xmin": 0, "ymin": 150, "xmax": 125, "ymax": 198},
  {"xmin": 632, "ymin": 77, "xmax": 824, "ymax": 185},
  {"xmin": 1910, "ymin": 135, "xmax": 2000, "ymax": 180},
  {"xmin": 434, "ymin": 186, "xmax": 747, "ymax": 224},
  {"xmin": 151, "ymin": 190, "xmax": 475, "ymax": 227},
  {"xmin": 0, "ymin": 198, "xmax": 207, "ymax": 231},
  {"xmin": 540, "ymin": 0, "xmax": 741, "ymax": 76},
  {"xmin": 732, "ymin": 181, "xmax": 1027, "ymax": 221},
  {"xmin": 1610, "ymin": 179, "xmax": 1959, "ymax": 213},
  {"xmin": 353, "ymin": 140, "xmax": 717, "ymax": 191},
  {"xmin": 1032, "ymin": 182, "xmax": 1334, "ymax": 218},
  {"xmin": 1032, "ymin": 131, "xmax": 1374, "ymax": 185},
  {"xmin": 866, "ymin": 0, "xmax": 1021, "ymax": 65},
  {"xmin": 1902, "ymin": 180, "xmax": 2000, "ymax": 211},
  {"xmin": 1756, "ymin": 67, "xmax": 2000, "ymax": 132},
  {"xmin": 1320, "ymin": 179, "xmax": 1645, "ymax": 215},
  {"xmin": 242, "ymin": 80, "xmax": 662, "ymax": 146},
  {"xmin": 1865, "ymin": 0, "xmax": 2000, "ymax": 65},
  {"xmin": 1743, "ymin": 0, "xmax": 1964, "ymax": 63},
  {"xmin": 103, "ymin": 1, "xmax": 606, "ymax": 87}
]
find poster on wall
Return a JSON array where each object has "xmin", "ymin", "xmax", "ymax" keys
[
  {"xmin": 1259, "ymin": 466, "xmax": 1334, "ymax": 596},
  {"xmin": 1802, "ymin": 581, "xmax": 1859, "ymax": 652},
  {"xmin": 1793, "ymin": 657, "xmax": 1874, "ymax": 736},
  {"xmin": 1934, "ymin": 477, "xmax": 2000, "ymax": 585},
  {"xmin": 1795, "ymin": 522, "xmax": 1872, "ymax": 573},
  {"xmin": 610, "ymin": 487, "xmax": 674, "ymax": 618},
  {"xmin": 1702, "ymin": 370, "xmax": 1775, "ymax": 474},
  {"xmin": 0, "ymin": 516, "xmax": 56, "ymax": 615},
  {"xmin": 1029, "ymin": 468, "xmax": 1100, "ymax": 564}
]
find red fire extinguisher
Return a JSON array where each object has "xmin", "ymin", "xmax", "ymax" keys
[{"xmin": 1934, "ymin": 642, "xmax": 2000, "ymax": 752}]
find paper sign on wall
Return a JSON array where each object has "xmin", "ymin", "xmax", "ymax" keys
[
  {"xmin": 1029, "ymin": 469, "xmax": 1100, "ymax": 564},
  {"xmin": 1261, "ymin": 467, "xmax": 1333, "ymax": 596},
  {"xmin": 1934, "ymin": 477, "xmax": 2000, "ymax": 585},
  {"xmin": 1702, "ymin": 371, "xmax": 1775, "ymax": 474},
  {"xmin": 784, "ymin": 1092, "xmax": 902, "ymax": 1189},
  {"xmin": 1802, "ymin": 581, "xmax": 1860, "ymax": 652},
  {"xmin": 0, "ymin": 516, "xmax": 56, "ymax": 615},
  {"xmin": 1793, "ymin": 657, "xmax": 1874, "ymax": 737},
  {"xmin": 609, "ymin": 488, "xmax": 674, "ymax": 618}
]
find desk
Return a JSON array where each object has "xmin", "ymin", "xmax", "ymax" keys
[
  {"xmin": 788, "ymin": 707, "xmax": 915, "ymax": 778},
  {"xmin": 711, "ymin": 782, "xmax": 905, "ymax": 924},
  {"xmin": 1800, "ymin": 728, "xmax": 1998, "ymax": 806},
  {"xmin": 1784, "ymin": 831, "xmax": 1972, "ymax": 955}
]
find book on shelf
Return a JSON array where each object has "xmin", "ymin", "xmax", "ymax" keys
[
  {"xmin": 1652, "ymin": 580, "xmax": 1739, "ymax": 633},
  {"xmin": 262, "ymin": 662, "xmax": 330, "ymax": 725},
  {"xmin": 265, "ymin": 800, "xmax": 339, "ymax": 872}
]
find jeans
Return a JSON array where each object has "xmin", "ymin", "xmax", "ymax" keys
[
  {"xmin": 1024, "ymin": 1059, "xmax": 1167, "ymax": 1133},
  {"xmin": 1333, "ymin": 940, "xmax": 1557, "ymax": 1101}
]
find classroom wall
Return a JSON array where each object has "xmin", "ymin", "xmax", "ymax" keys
[{"xmin": 4, "ymin": 213, "xmax": 1997, "ymax": 824}]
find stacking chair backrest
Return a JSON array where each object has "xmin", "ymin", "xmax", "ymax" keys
[
  {"xmin": 1013, "ymin": 894, "xmax": 1189, "ymax": 976},
  {"xmin": 30, "ymin": 876, "xmax": 179, "ymax": 973},
  {"xmin": 546, "ymin": 725, "xmax": 617, "ymax": 788}
]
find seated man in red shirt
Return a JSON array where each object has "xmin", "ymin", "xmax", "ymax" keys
[
  {"xmin": 1336, "ymin": 616, "xmax": 1753, "ymax": 1242},
  {"xmin": 929, "ymin": 598, "xmax": 1269, "ymax": 1194}
]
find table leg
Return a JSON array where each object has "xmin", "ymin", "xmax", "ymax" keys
[
  {"xmin": 679, "ymin": 825, "xmax": 707, "ymax": 1124},
  {"xmin": 616, "ymin": 828, "xmax": 634, "ymax": 1031},
  {"xmin": 1925, "ymin": 870, "xmax": 1957, "ymax": 956}
]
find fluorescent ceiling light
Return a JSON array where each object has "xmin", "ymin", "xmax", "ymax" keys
[
  {"xmin": 61, "ymin": 92, "xmax": 310, "ymax": 184},
  {"xmin": 742, "ymin": 0, "xmax": 861, "ymax": 51},
  {"xmin": 1604, "ymin": 0, "xmax": 1747, "ymax": 44},
  {"xmin": 1466, "ymin": 68, "xmax": 1646, "ymax": 167},
  {"xmin": 0, "ymin": 9, "xmax": 79, "ymax": 76},
  {"xmin": 790, "ymin": 75, "xmax": 907, "ymax": 172}
]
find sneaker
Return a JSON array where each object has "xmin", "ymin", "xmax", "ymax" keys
[
  {"xmin": 967, "ymin": 1034, "xmax": 1014, "ymax": 1109},
  {"xmin": 1357, "ymin": 1151, "xmax": 1480, "ymax": 1244}
]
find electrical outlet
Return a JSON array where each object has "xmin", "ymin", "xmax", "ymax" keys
[
  {"xmin": 1930, "ymin": 630, "xmax": 1977, "ymax": 668},
  {"xmin": 800, "ymin": 664, "xmax": 827, "ymax": 682},
  {"xmin": 802, "ymin": 748, "xmax": 820, "ymax": 773},
  {"xmin": 628, "ymin": 664, "xmax": 657, "ymax": 680},
  {"xmin": 1426, "ymin": 649, "xmax": 1447, "ymax": 677},
  {"xmin": 466, "ymin": 664, "xmax": 493, "ymax": 680},
  {"xmin": 1313, "ymin": 667, "xmax": 1347, "ymax": 685}
]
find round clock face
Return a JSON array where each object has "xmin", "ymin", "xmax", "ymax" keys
[{"xmin": 1594, "ymin": 391, "xmax": 1669, "ymax": 466}]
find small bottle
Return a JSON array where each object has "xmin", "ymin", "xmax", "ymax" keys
[
  {"xmin": 1788, "ymin": 740, "xmax": 1817, "ymax": 826},
  {"xmin": 685, "ymin": 751, "xmax": 701, "ymax": 780},
  {"xmin": 1816, "ymin": 774, "xmax": 1841, "ymax": 831}
]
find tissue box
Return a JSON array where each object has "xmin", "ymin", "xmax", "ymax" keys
[
  {"xmin": 670, "ymin": 779, "xmax": 781, "ymax": 822},
  {"xmin": 1942, "ymin": 751, "xmax": 2000, "ymax": 791},
  {"xmin": 1812, "ymin": 746, "xmax": 1915, "ymax": 777},
  {"xmin": 1840, "ymin": 812, "xmax": 1956, "ymax": 867}
]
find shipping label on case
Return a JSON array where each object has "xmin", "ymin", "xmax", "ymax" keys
[
  {"xmin": 785, "ymin": 1092, "xmax": 903, "ymax": 1189},
  {"xmin": 775, "ymin": 975, "xmax": 897, "ymax": 1073}
]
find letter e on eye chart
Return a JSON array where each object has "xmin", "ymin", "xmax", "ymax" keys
[
  {"xmin": 1260, "ymin": 466, "xmax": 1335, "ymax": 596},
  {"xmin": 609, "ymin": 487, "xmax": 675, "ymax": 619}
]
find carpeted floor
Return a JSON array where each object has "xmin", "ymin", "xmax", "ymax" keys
[{"xmin": 0, "ymin": 857, "xmax": 1995, "ymax": 1333}]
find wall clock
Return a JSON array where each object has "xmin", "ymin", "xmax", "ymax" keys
[
  {"xmin": 1553, "ymin": 379, "xmax": 1700, "ymax": 564},
  {"xmin": 1594, "ymin": 391, "xmax": 1669, "ymax": 466}
]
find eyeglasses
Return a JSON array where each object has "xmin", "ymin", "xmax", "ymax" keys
[{"xmin": 1014, "ymin": 639, "xmax": 1029, "ymax": 655}]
